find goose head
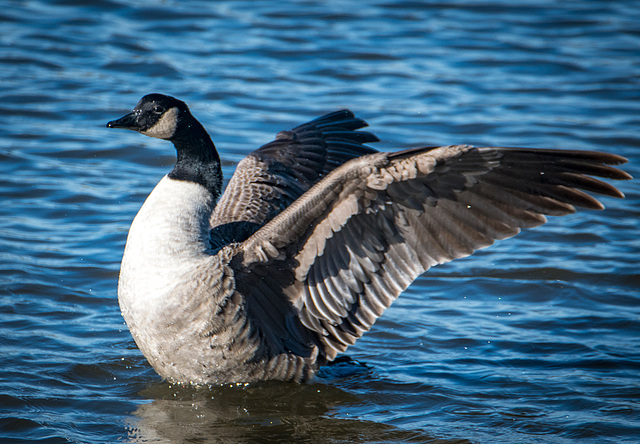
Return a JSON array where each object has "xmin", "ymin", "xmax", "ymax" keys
[
  {"xmin": 107, "ymin": 94, "xmax": 223, "ymax": 197},
  {"xmin": 106, "ymin": 93, "xmax": 192, "ymax": 140}
]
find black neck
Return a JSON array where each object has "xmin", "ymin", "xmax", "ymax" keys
[{"xmin": 168, "ymin": 118, "xmax": 223, "ymax": 199}]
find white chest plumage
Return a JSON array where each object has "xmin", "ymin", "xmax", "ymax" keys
[
  {"xmin": 119, "ymin": 175, "xmax": 214, "ymax": 296},
  {"xmin": 117, "ymin": 176, "xmax": 220, "ymax": 377}
]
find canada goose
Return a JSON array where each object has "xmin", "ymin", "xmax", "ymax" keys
[{"xmin": 107, "ymin": 94, "xmax": 630, "ymax": 385}]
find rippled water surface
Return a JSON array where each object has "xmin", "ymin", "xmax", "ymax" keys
[{"xmin": 2, "ymin": 1, "xmax": 639, "ymax": 443}]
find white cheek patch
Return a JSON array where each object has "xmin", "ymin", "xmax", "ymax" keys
[{"xmin": 142, "ymin": 107, "xmax": 179, "ymax": 139}]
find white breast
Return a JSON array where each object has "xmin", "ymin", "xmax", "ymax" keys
[{"xmin": 117, "ymin": 176, "xmax": 216, "ymax": 355}]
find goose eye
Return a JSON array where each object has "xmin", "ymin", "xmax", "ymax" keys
[{"xmin": 153, "ymin": 106, "xmax": 164, "ymax": 114}]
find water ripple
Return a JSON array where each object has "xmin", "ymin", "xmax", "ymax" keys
[{"xmin": 1, "ymin": 0, "xmax": 639, "ymax": 443}]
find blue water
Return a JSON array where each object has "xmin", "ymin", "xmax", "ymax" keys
[{"xmin": 1, "ymin": 1, "xmax": 639, "ymax": 442}]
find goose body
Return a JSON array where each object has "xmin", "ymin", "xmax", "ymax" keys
[{"xmin": 108, "ymin": 94, "xmax": 630, "ymax": 385}]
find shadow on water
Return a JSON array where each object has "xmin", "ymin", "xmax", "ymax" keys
[{"xmin": 126, "ymin": 360, "xmax": 469, "ymax": 444}]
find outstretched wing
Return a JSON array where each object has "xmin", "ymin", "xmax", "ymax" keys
[
  {"xmin": 231, "ymin": 145, "xmax": 630, "ymax": 362},
  {"xmin": 209, "ymin": 110, "xmax": 378, "ymax": 249}
]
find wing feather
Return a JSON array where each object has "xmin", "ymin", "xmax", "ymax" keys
[
  {"xmin": 231, "ymin": 145, "xmax": 629, "ymax": 363},
  {"xmin": 210, "ymin": 110, "xmax": 378, "ymax": 247}
]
